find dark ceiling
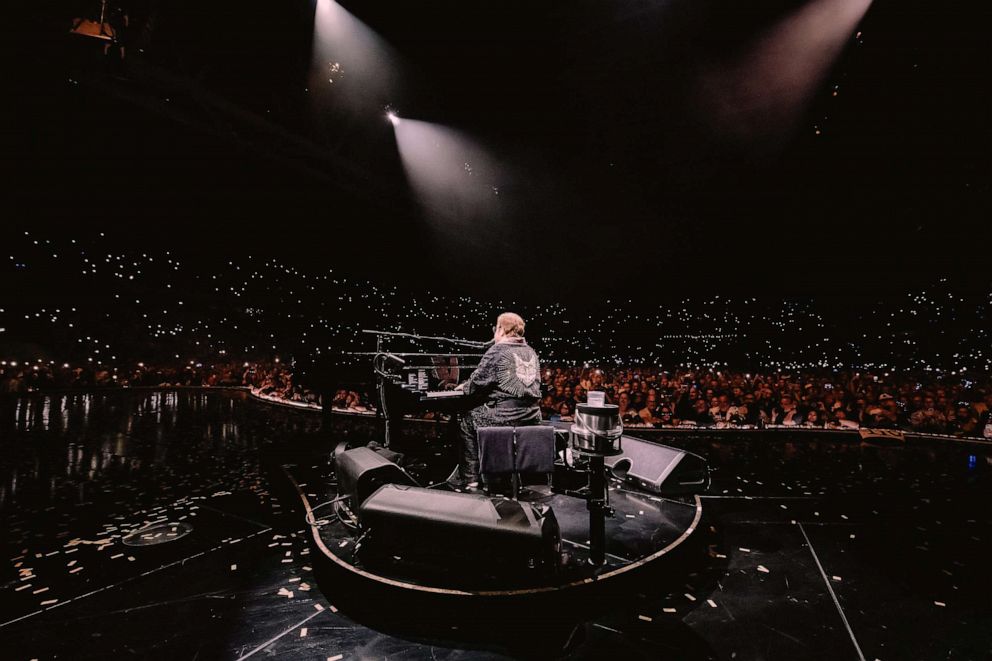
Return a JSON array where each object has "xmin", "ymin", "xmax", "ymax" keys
[{"xmin": 12, "ymin": 0, "xmax": 991, "ymax": 302}]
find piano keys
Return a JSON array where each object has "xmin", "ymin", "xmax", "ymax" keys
[{"xmin": 351, "ymin": 330, "xmax": 489, "ymax": 446}]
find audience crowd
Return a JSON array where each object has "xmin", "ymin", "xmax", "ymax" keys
[
  {"xmin": 4, "ymin": 359, "xmax": 990, "ymax": 438},
  {"xmin": 3, "ymin": 233, "xmax": 992, "ymax": 437},
  {"xmin": 538, "ymin": 366, "xmax": 992, "ymax": 437},
  {"xmin": 0, "ymin": 359, "xmax": 372, "ymax": 414}
]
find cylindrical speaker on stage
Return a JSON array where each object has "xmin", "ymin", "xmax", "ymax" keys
[
  {"xmin": 569, "ymin": 403, "xmax": 623, "ymax": 456},
  {"xmin": 359, "ymin": 484, "xmax": 561, "ymax": 577},
  {"xmin": 335, "ymin": 447, "xmax": 419, "ymax": 511}
]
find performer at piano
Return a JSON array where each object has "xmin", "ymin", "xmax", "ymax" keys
[{"xmin": 449, "ymin": 312, "xmax": 542, "ymax": 490}]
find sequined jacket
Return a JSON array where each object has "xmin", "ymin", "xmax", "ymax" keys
[{"xmin": 465, "ymin": 337, "xmax": 542, "ymax": 424}]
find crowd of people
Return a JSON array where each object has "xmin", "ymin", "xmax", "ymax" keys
[
  {"xmin": 3, "ymin": 358, "xmax": 990, "ymax": 437},
  {"xmin": 0, "ymin": 360, "xmax": 374, "ymax": 413},
  {"xmin": 539, "ymin": 367, "xmax": 992, "ymax": 437},
  {"xmin": 0, "ymin": 360, "xmax": 244, "ymax": 392},
  {"xmin": 3, "ymin": 234, "xmax": 992, "ymax": 437}
]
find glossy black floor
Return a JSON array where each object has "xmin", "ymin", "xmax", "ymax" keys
[{"xmin": 1, "ymin": 390, "xmax": 990, "ymax": 659}]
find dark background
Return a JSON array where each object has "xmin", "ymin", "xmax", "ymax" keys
[{"xmin": 10, "ymin": 0, "xmax": 991, "ymax": 303}]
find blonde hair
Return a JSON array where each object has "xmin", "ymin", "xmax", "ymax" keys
[{"xmin": 496, "ymin": 312, "xmax": 525, "ymax": 337}]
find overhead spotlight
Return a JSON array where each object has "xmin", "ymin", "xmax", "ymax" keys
[{"xmin": 386, "ymin": 111, "xmax": 400, "ymax": 126}]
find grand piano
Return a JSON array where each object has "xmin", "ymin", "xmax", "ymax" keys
[{"xmin": 357, "ymin": 330, "xmax": 489, "ymax": 447}]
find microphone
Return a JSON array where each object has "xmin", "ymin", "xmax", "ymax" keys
[{"xmin": 384, "ymin": 353, "xmax": 406, "ymax": 365}]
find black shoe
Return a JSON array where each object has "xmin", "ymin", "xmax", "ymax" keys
[{"xmin": 446, "ymin": 476, "xmax": 481, "ymax": 493}]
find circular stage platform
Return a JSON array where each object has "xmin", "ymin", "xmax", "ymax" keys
[{"xmin": 276, "ymin": 435, "xmax": 705, "ymax": 645}]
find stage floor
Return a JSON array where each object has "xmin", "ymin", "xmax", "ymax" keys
[{"xmin": 1, "ymin": 390, "xmax": 990, "ymax": 659}]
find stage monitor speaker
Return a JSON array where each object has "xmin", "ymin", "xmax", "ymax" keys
[
  {"xmin": 359, "ymin": 484, "xmax": 561, "ymax": 576},
  {"xmin": 335, "ymin": 447, "xmax": 418, "ymax": 511},
  {"xmin": 604, "ymin": 436, "xmax": 709, "ymax": 495}
]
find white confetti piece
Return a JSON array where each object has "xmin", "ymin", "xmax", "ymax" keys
[
  {"xmin": 662, "ymin": 608, "xmax": 677, "ymax": 613},
  {"xmin": 757, "ymin": 565, "xmax": 769, "ymax": 573},
  {"xmin": 739, "ymin": 547, "xmax": 751, "ymax": 553},
  {"xmin": 40, "ymin": 599, "xmax": 58, "ymax": 606},
  {"xmin": 934, "ymin": 601, "xmax": 946, "ymax": 607},
  {"xmin": 638, "ymin": 615, "xmax": 652, "ymax": 622},
  {"xmin": 831, "ymin": 576, "xmax": 842, "ymax": 582},
  {"xmin": 327, "ymin": 655, "xmax": 343, "ymax": 661},
  {"xmin": 230, "ymin": 564, "xmax": 237, "ymax": 571},
  {"xmin": 706, "ymin": 599, "xmax": 717, "ymax": 608},
  {"xmin": 314, "ymin": 603, "xmax": 325, "ymax": 611},
  {"xmin": 684, "ymin": 593, "xmax": 696, "ymax": 601},
  {"xmin": 300, "ymin": 627, "xmax": 308, "ymax": 637}
]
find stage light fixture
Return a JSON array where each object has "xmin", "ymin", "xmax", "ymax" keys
[
  {"xmin": 69, "ymin": 0, "xmax": 116, "ymax": 42},
  {"xmin": 386, "ymin": 111, "xmax": 400, "ymax": 126}
]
